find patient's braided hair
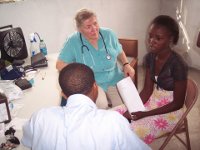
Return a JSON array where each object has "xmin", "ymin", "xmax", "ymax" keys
[{"xmin": 59, "ymin": 63, "xmax": 95, "ymax": 97}]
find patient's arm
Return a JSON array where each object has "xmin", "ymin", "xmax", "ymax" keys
[
  {"xmin": 56, "ymin": 60, "xmax": 68, "ymax": 71},
  {"xmin": 140, "ymin": 68, "xmax": 154, "ymax": 103}
]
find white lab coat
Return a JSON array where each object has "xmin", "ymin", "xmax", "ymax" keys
[{"xmin": 22, "ymin": 94, "xmax": 151, "ymax": 150}]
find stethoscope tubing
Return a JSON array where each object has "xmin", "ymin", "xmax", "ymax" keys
[{"xmin": 80, "ymin": 32, "xmax": 111, "ymax": 60}]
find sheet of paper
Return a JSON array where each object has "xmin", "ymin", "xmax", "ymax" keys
[
  {"xmin": 0, "ymin": 80, "xmax": 23, "ymax": 101},
  {"xmin": 117, "ymin": 77, "xmax": 145, "ymax": 113}
]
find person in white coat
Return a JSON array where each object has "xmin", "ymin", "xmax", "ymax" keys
[{"xmin": 22, "ymin": 63, "xmax": 151, "ymax": 150}]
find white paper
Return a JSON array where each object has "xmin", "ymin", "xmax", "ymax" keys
[
  {"xmin": 117, "ymin": 77, "xmax": 145, "ymax": 113},
  {"xmin": 0, "ymin": 80, "xmax": 23, "ymax": 101}
]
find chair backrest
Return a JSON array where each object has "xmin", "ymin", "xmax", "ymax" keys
[
  {"xmin": 118, "ymin": 39, "xmax": 138, "ymax": 87},
  {"xmin": 185, "ymin": 79, "xmax": 198, "ymax": 109},
  {"xmin": 118, "ymin": 39, "xmax": 138, "ymax": 58}
]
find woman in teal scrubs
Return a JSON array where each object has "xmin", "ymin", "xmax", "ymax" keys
[{"xmin": 56, "ymin": 8, "xmax": 135, "ymax": 107}]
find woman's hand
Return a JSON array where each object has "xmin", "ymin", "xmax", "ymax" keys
[
  {"xmin": 123, "ymin": 110, "xmax": 132, "ymax": 122},
  {"xmin": 123, "ymin": 64, "xmax": 135, "ymax": 78},
  {"xmin": 123, "ymin": 110, "xmax": 147, "ymax": 122},
  {"xmin": 118, "ymin": 51, "xmax": 135, "ymax": 78},
  {"xmin": 131, "ymin": 111, "xmax": 146, "ymax": 121}
]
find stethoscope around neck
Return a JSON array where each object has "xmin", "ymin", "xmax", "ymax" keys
[{"xmin": 80, "ymin": 32, "xmax": 111, "ymax": 64}]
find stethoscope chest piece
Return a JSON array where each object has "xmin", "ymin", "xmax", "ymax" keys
[{"xmin": 106, "ymin": 54, "xmax": 111, "ymax": 60}]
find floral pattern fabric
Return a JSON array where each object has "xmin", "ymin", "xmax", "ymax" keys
[{"xmin": 111, "ymin": 88, "xmax": 184, "ymax": 144}]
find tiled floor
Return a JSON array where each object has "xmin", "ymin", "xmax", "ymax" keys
[{"xmin": 137, "ymin": 66, "xmax": 200, "ymax": 150}]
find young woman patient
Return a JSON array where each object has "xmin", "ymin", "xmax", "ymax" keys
[{"xmin": 114, "ymin": 15, "xmax": 188, "ymax": 144}]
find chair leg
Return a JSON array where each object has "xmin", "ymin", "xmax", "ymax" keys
[
  {"xmin": 159, "ymin": 120, "xmax": 185, "ymax": 150},
  {"xmin": 184, "ymin": 119, "xmax": 191, "ymax": 150},
  {"xmin": 159, "ymin": 134, "xmax": 174, "ymax": 150}
]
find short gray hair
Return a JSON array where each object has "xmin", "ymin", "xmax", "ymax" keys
[{"xmin": 75, "ymin": 8, "xmax": 96, "ymax": 28}]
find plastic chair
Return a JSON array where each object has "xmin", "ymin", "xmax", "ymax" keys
[
  {"xmin": 118, "ymin": 39, "xmax": 138, "ymax": 88},
  {"xmin": 157, "ymin": 78, "xmax": 198, "ymax": 150}
]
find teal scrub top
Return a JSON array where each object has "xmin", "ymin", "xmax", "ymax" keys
[{"xmin": 58, "ymin": 27, "xmax": 124, "ymax": 91}]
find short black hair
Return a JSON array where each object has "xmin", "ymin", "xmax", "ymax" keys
[
  {"xmin": 59, "ymin": 63, "xmax": 95, "ymax": 97},
  {"xmin": 151, "ymin": 15, "xmax": 179, "ymax": 44}
]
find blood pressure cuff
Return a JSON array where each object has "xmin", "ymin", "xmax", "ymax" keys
[{"xmin": 0, "ymin": 65, "xmax": 24, "ymax": 80}]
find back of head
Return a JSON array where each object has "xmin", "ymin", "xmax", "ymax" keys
[
  {"xmin": 151, "ymin": 15, "xmax": 179, "ymax": 45},
  {"xmin": 59, "ymin": 63, "xmax": 95, "ymax": 97},
  {"xmin": 75, "ymin": 8, "xmax": 96, "ymax": 28}
]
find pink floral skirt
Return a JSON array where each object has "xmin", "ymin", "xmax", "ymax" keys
[{"xmin": 112, "ymin": 88, "xmax": 184, "ymax": 144}]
